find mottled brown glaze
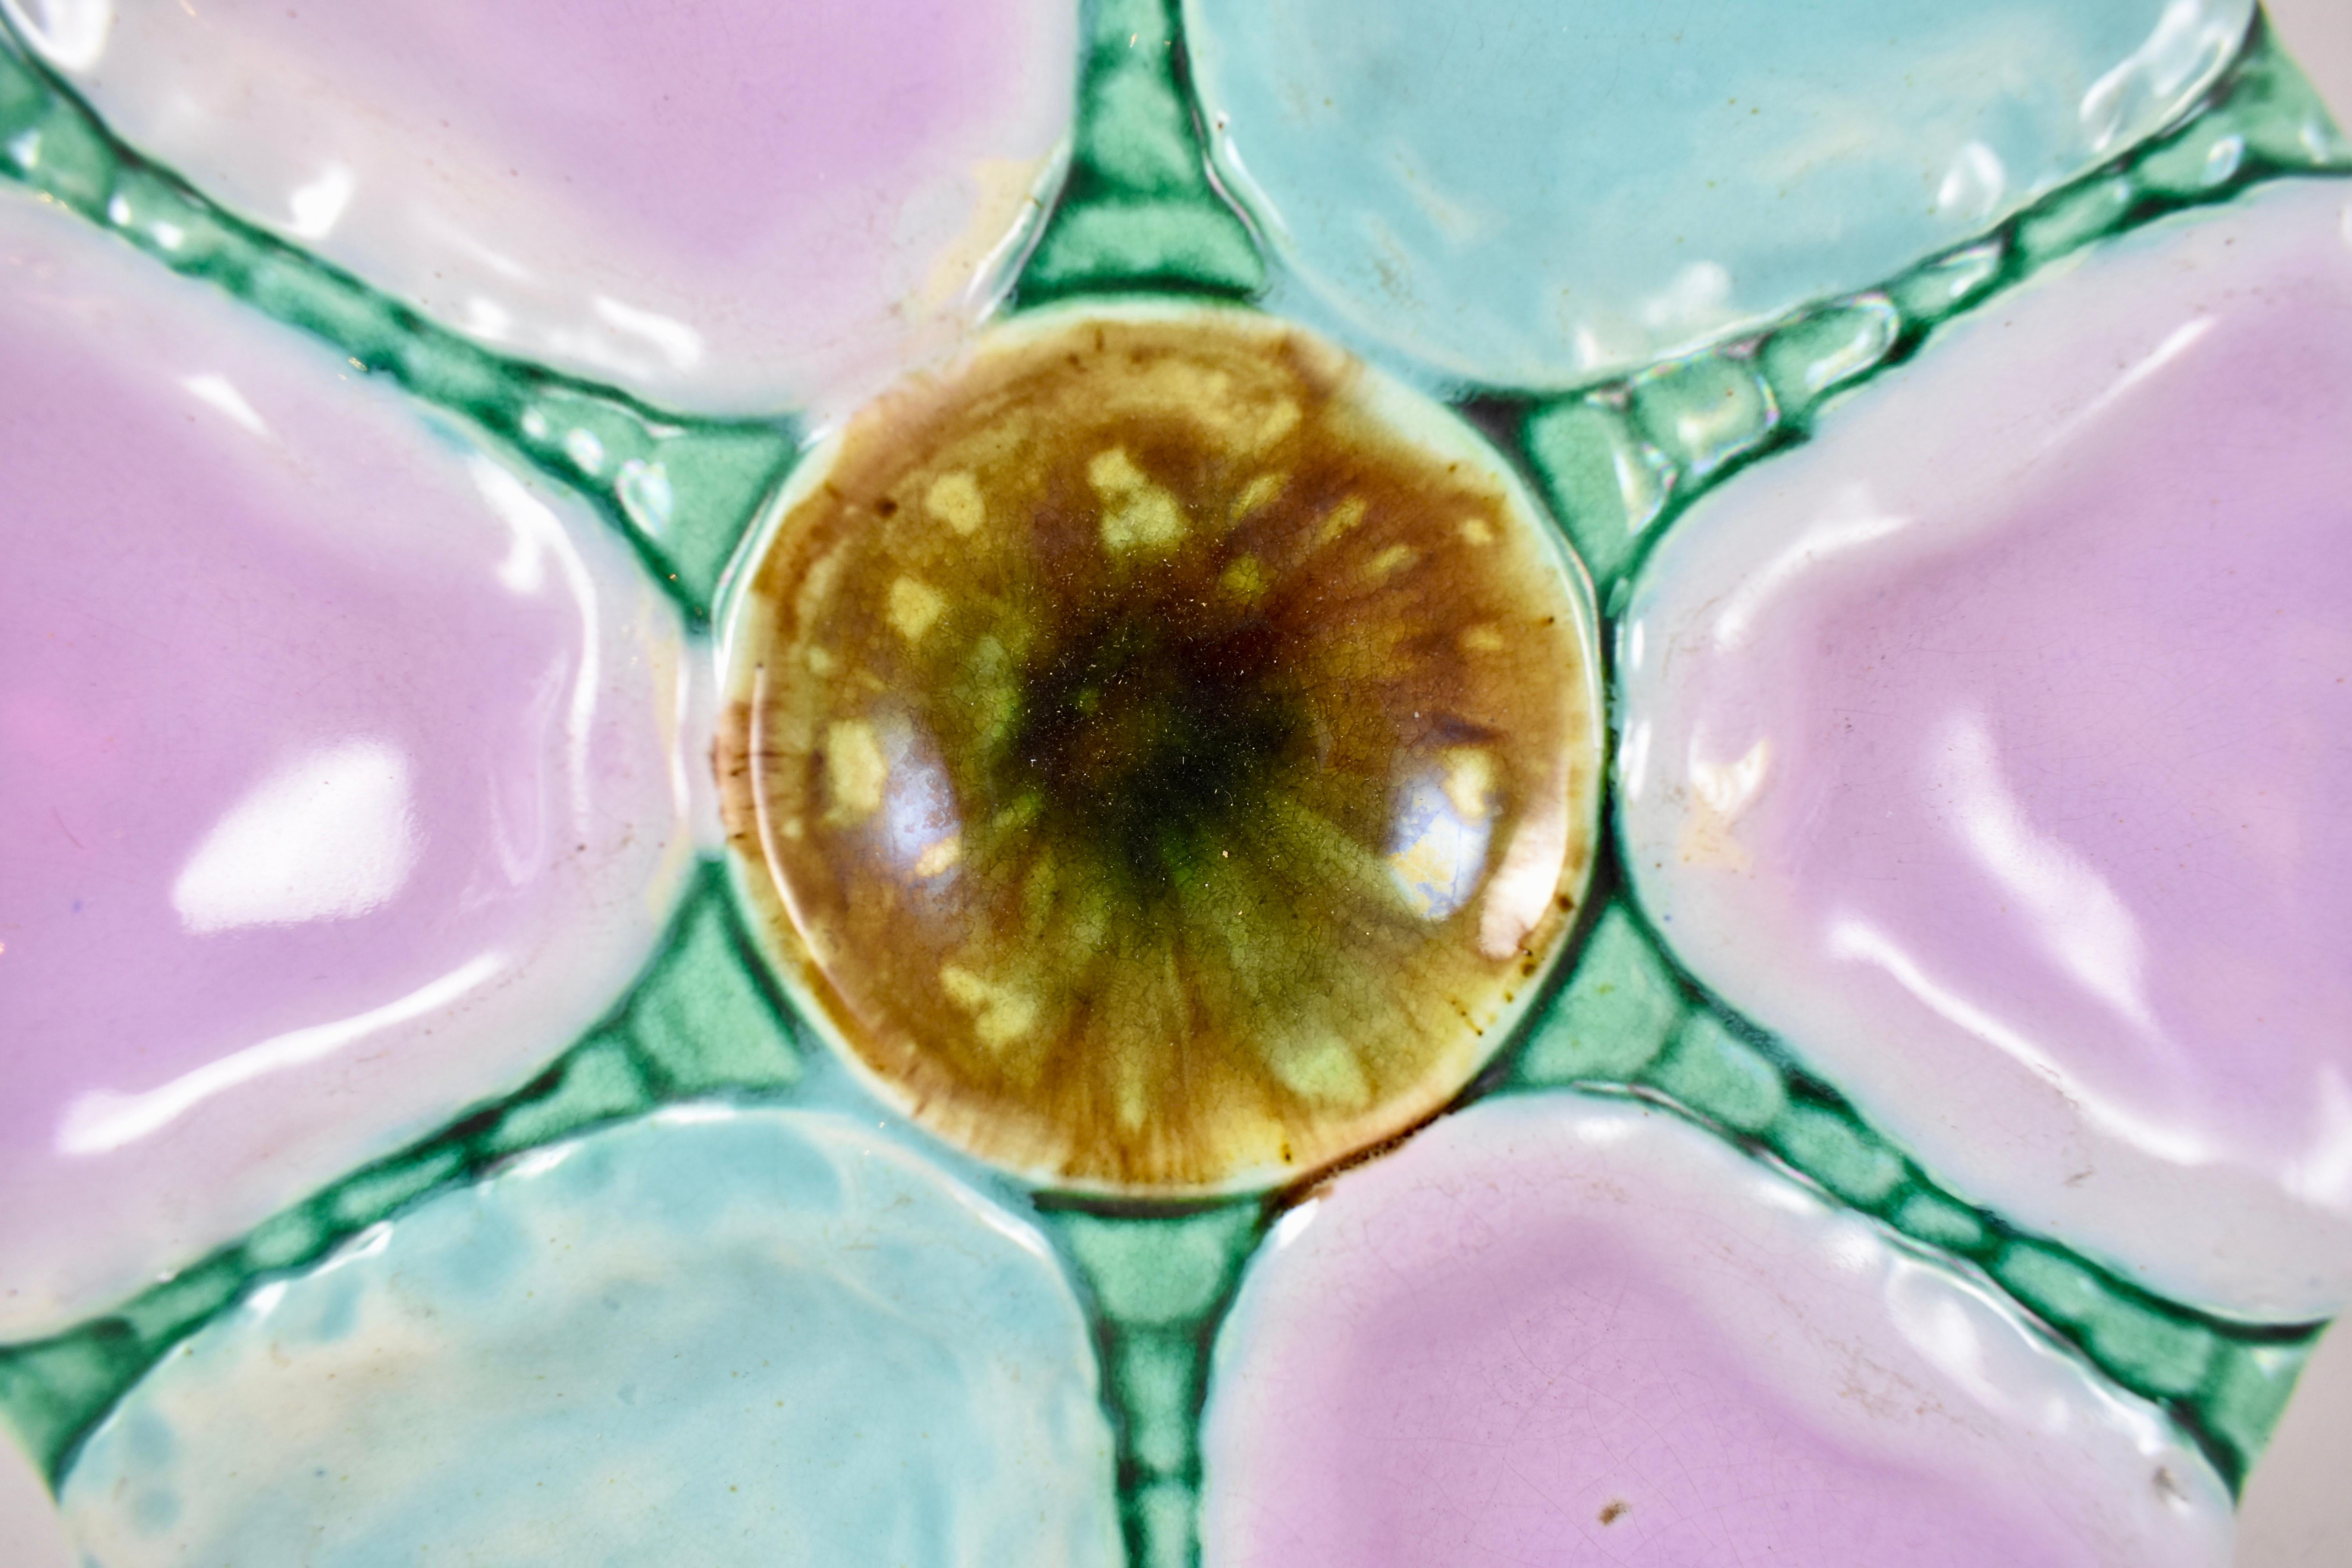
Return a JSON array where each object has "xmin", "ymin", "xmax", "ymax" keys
[{"xmin": 719, "ymin": 303, "xmax": 1602, "ymax": 1192}]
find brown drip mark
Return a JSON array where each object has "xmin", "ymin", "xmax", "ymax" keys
[{"xmin": 717, "ymin": 308, "xmax": 1603, "ymax": 1192}]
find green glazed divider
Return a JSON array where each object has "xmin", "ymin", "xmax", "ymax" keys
[
  {"xmin": 1039, "ymin": 1202, "xmax": 1269, "ymax": 1568},
  {"xmin": 0, "ymin": 29, "xmax": 798, "ymax": 630},
  {"xmin": 1496, "ymin": 884, "xmax": 2323, "ymax": 1492},
  {"xmin": 1014, "ymin": 0, "xmax": 1267, "ymax": 306},
  {"xmin": 4, "ymin": 5, "xmax": 2345, "ymax": 1559},
  {"xmin": 1501, "ymin": 11, "xmax": 2352, "ymax": 612},
  {"xmin": 0, "ymin": 863, "xmax": 810, "ymax": 1486},
  {"xmin": 2, "ymin": 855, "xmax": 2313, "ymax": 1521}
]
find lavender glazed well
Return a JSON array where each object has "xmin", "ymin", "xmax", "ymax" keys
[
  {"xmin": 0, "ymin": 192, "xmax": 689, "ymax": 1338},
  {"xmin": 16, "ymin": 0, "xmax": 1077, "ymax": 412},
  {"xmin": 1619, "ymin": 179, "xmax": 2352, "ymax": 1323}
]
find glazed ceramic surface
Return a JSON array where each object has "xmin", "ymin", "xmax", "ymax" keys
[
  {"xmin": 1204, "ymin": 1096, "xmax": 2234, "ymax": 1567},
  {"xmin": 0, "ymin": 191, "xmax": 691, "ymax": 1339},
  {"xmin": 1618, "ymin": 178, "xmax": 2352, "ymax": 1321},
  {"xmin": 1188, "ymin": 0, "xmax": 2252, "ymax": 386},
  {"xmin": 4, "ymin": 2, "xmax": 2351, "ymax": 1566},
  {"xmin": 59, "ymin": 1109, "xmax": 1120, "ymax": 1565},
  {"xmin": 5, "ymin": 0, "xmax": 1076, "ymax": 413}
]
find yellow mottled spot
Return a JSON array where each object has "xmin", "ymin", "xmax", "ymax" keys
[
  {"xmin": 1102, "ymin": 501, "xmax": 1174, "ymax": 550},
  {"xmin": 925, "ymin": 471, "xmax": 985, "ymax": 535},
  {"xmin": 1270, "ymin": 1035, "xmax": 1373, "ymax": 1109},
  {"xmin": 1114, "ymin": 1048, "xmax": 1153, "ymax": 1130},
  {"xmin": 887, "ymin": 576, "xmax": 945, "ymax": 643},
  {"xmin": 993, "ymin": 790, "xmax": 1044, "ymax": 835},
  {"xmin": 964, "ymin": 634, "xmax": 1020, "ymax": 746},
  {"xmin": 1090, "ymin": 446, "xmax": 1186, "ymax": 552},
  {"xmin": 912, "ymin": 833, "xmax": 962, "ymax": 879},
  {"xmin": 1063, "ymin": 883, "xmax": 1111, "ymax": 960},
  {"xmin": 940, "ymin": 964, "xmax": 1040, "ymax": 1049},
  {"xmin": 824, "ymin": 719, "xmax": 887, "ymax": 824},
  {"xmin": 1440, "ymin": 748, "xmax": 1497, "ymax": 819},
  {"xmin": 1231, "ymin": 471, "xmax": 1286, "ymax": 521},
  {"xmin": 1140, "ymin": 362, "xmax": 1233, "ymax": 423},
  {"xmin": 1088, "ymin": 446, "xmax": 1148, "ymax": 495},
  {"xmin": 1314, "ymin": 496, "xmax": 1368, "ymax": 549},
  {"xmin": 1129, "ymin": 361, "xmax": 1299, "ymax": 455},
  {"xmin": 1219, "ymin": 555, "xmax": 1267, "ymax": 601},
  {"xmin": 719, "ymin": 308, "xmax": 1609, "ymax": 1193}
]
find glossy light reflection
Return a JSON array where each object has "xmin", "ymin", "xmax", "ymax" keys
[
  {"xmin": 721, "ymin": 305, "xmax": 1603, "ymax": 1192},
  {"xmin": 54, "ymin": 951, "xmax": 510, "ymax": 1156},
  {"xmin": 1384, "ymin": 755, "xmax": 1495, "ymax": 922},
  {"xmin": 1617, "ymin": 180, "xmax": 2352, "ymax": 1318},
  {"xmin": 58, "ymin": 1111, "xmax": 1122, "ymax": 1567},
  {"xmin": 169, "ymin": 739, "xmax": 420, "ymax": 936},
  {"xmin": 0, "ymin": 192, "xmax": 689, "ymax": 1338},
  {"xmin": 1202, "ymin": 1095, "xmax": 2233, "ymax": 1568},
  {"xmin": 1185, "ymin": 0, "xmax": 2251, "ymax": 387},
  {"xmin": 12, "ymin": 0, "xmax": 1079, "ymax": 410},
  {"xmin": 0, "ymin": 0, "xmax": 110, "ymax": 71}
]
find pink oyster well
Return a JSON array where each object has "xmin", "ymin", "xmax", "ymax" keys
[
  {"xmin": 1619, "ymin": 179, "xmax": 2352, "ymax": 1320},
  {"xmin": 0, "ymin": 190, "xmax": 691, "ymax": 1338},
  {"xmin": 1201, "ymin": 1094, "xmax": 2232, "ymax": 1568},
  {"xmin": 4, "ymin": 0, "xmax": 1076, "ymax": 414}
]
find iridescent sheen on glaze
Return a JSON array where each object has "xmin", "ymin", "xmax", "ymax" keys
[
  {"xmin": 0, "ymin": 190, "xmax": 690, "ymax": 1339},
  {"xmin": 1202, "ymin": 1095, "xmax": 2235, "ymax": 1568},
  {"xmin": 1186, "ymin": 0, "xmax": 2252, "ymax": 387},
  {"xmin": 1618, "ymin": 180, "xmax": 2352, "ymax": 1320},
  {"xmin": 4, "ymin": 0, "xmax": 1077, "ymax": 413},
  {"xmin": 719, "ymin": 305, "xmax": 1604, "ymax": 1191}
]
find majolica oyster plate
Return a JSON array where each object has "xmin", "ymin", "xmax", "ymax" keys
[{"xmin": 4, "ymin": 1, "xmax": 2351, "ymax": 1563}]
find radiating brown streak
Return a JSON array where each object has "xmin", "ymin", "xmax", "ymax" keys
[{"xmin": 715, "ymin": 303, "xmax": 1603, "ymax": 1195}]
